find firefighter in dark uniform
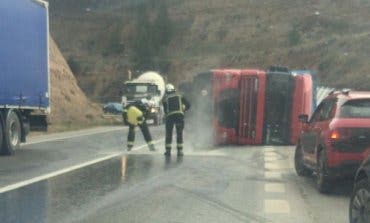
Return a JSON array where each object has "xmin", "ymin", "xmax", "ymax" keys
[
  {"xmin": 123, "ymin": 99, "xmax": 156, "ymax": 151},
  {"xmin": 162, "ymin": 84, "xmax": 191, "ymax": 156}
]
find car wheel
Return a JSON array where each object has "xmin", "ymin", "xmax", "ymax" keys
[
  {"xmin": 294, "ymin": 144, "xmax": 313, "ymax": 176},
  {"xmin": 316, "ymin": 150, "xmax": 331, "ymax": 193},
  {"xmin": 2, "ymin": 111, "xmax": 21, "ymax": 155},
  {"xmin": 350, "ymin": 178, "xmax": 370, "ymax": 223}
]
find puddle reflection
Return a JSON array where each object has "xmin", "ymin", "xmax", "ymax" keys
[
  {"xmin": 164, "ymin": 155, "xmax": 184, "ymax": 169},
  {"xmin": 0, "ymin": 154, "xmax": 183, "ymax": 223}
]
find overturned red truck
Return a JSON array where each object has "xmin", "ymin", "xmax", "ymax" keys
[{"xmin": 188, "ymin": 66, "xmax": 314, "ymax": 146}]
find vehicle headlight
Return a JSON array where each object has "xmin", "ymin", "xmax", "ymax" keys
[{"xmin": 121, "ymin": 96, "xmax": 127, "ymax": 104}]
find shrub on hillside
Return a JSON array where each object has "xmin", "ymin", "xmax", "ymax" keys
[
  {"xmin": 67, "ymin": 57, "xmax": 81, "ymax": 74},
  {"xmin": 288, "ymin": 25, "xmax": 301, "ymax": 46},
  {"xmin": 131, "ymin": 0, "xmax": 173, "ymax": 73}
]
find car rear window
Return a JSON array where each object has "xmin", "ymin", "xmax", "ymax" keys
[{"xmin": 340, "ymin": 99, "xmax": 370, "ymax": 118}]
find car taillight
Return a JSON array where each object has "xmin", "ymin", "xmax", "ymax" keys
[
  {"xmin": 330, "ymin": 128, "xmax": 352, "ymax": 140},
  {"xmin": 329, "ymin": 128, "xmax": 370, "ymax": 152},
  {"xmin": 330, "ymin": 130, "xmax": 339, "ymax": 139}
]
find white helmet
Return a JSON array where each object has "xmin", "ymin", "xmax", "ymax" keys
[{"xmin": 165, "ymin": 84, "xmax": 175, "ymax": 93}]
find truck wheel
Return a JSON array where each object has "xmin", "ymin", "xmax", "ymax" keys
[
  {"xmin": 2, "ymin": 111, "xmax": 21, "ymax": 155},
  {"xmin": 316, "ymin": 150, "xmax": 331, "ymax": 193},
  {"xmin": 294, "ymin": 144, "xmax": 313, "ymax": 176}
]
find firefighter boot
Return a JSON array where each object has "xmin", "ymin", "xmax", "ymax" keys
[
  {"xmin": 127, "ymin": 145, "xmax": 133, "ymax": 151},
  {"xmin": 177, "ymin": 148, "xmax": 184, "ymax": 157},
  {"xmin": 149, "ymin": 144, "xmax": 156, "ymax": 151},
  {"xmin": 164, "ymin": 147, "xmax": 171, "ymax": 156}
]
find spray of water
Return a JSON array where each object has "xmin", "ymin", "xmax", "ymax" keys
[{"xmin": 183, "ymin": 73, "xmax": 215, "ymax": 151}]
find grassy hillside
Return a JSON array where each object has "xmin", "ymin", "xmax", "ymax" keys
[{"xmin": 48, "ymin": 0, "xmax": 370, "ymax": 102}]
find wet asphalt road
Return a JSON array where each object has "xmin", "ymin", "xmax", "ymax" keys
[{"xmin": 0, "ymin": 126, "xmax": 352, "ymax": 223}]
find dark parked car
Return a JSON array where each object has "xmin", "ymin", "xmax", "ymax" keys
[
  {"xmin": 349, "ymin": 155, "xmax": 370, "ymax": 223},
  {"xmin": 103, "ymin": 103, "xmax": 123, "ymax": 114},
  {"xmin": 295, "ymin": 90, "xmax": 370, "ymax": 193}
]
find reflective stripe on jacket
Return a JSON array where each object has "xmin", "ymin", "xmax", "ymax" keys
[{"xmin": 164, "ymin": 94, "xmax": 184, "ymax": 117}]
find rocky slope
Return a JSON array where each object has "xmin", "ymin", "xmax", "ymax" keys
[{"xmin": 49, "ymin": 37, "xmax": 103, "ymax": 127}]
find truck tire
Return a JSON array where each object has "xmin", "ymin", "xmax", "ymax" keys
[
  {"xmin": 316, "ymin": 150, "xmax": 332, "ymax": 193},
  {"xmin": 2, "ymin": 111, "xmax": 21, "ymax": 155},
  {"xmin": 294, "ymin": 144, "xmax": 313, "ymax": 176}
]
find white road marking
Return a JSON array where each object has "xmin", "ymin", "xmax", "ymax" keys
[
  {"xmin": 0, "ymin": 138, "xmax": 164, "ymax": 194},
  {"xmin": 264, "ymin": 171, "xmax": 282, "ymax": 179},
  {"xmin": 264, "ymin": 183, "xmax": 286, "ymax": 193},
  {"xmin": 264, "ymin": 149, "xmax": 282, "ymax": 175},
  {"xmin": 263, "ymin": 147, "xmax": 276, "ymax": 152},
  {"xmin": 264, "ymin": 151, "xmax": 277, "ymax": 157},
  {"xmin": 262, "ymin": 148, "xmax": 291, "ymax": 215},
  {"xmin": 264, "ymin": 151, "xmax": 278, "ymax": 163},
  {"xmin": 265, "ymin": 162, "xmax": 280, "ymax": 170},
  {"xmin": 264, "ymin": 155, "xmax": 278, "ymax": 162},
  {"xmin": 264, "ymin": 200, "xmax": 290, "ymax": 213},
  {"xmin": 24, "ymin": 127, "xmax": 125, "ymax": 146},
  {"xmin": 265, "ymin": 161, "xmax": 291, "ymax": 170}
]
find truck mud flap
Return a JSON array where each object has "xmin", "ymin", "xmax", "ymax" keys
[{"xmin": 29, "ymin": 115, "xmax": 48, "ymax": 132}]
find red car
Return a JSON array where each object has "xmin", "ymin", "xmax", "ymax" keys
[{"xmin": 295, "ymin": 90, "xmax": 370, "ymax": 193}]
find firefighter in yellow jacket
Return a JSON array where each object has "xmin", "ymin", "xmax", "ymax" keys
[
  {"xmin": 123, "ymin": 99, "xmax": 156, "ymax": 151},
  {"xmin": 162, "ymin": 84, "xmax": 191, "ymax": 156}
]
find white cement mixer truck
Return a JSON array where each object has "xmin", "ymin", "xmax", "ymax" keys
[{"xmin": 121, "ymin": 72, "xmax": 166, "ymax": 125}]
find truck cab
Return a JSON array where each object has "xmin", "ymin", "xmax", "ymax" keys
[
  {"xmin": 213, "ymin": 69, "xmax": 266, "ymax": 145},
  {"xmin": 213, "ymin": 69, "xmax": 240, "ymax": 145},
  {"xmin": 121, "ymin": 72, "xmax": 165, "ymax": 125},
  {"xmin": 122, "ymin": 82, "xmax": 160, "ymax": 105}
]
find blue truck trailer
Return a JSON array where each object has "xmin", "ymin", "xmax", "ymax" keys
[{"xmin": 0, "ymin": 0, "xmax": 49, "ymax": 155}]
